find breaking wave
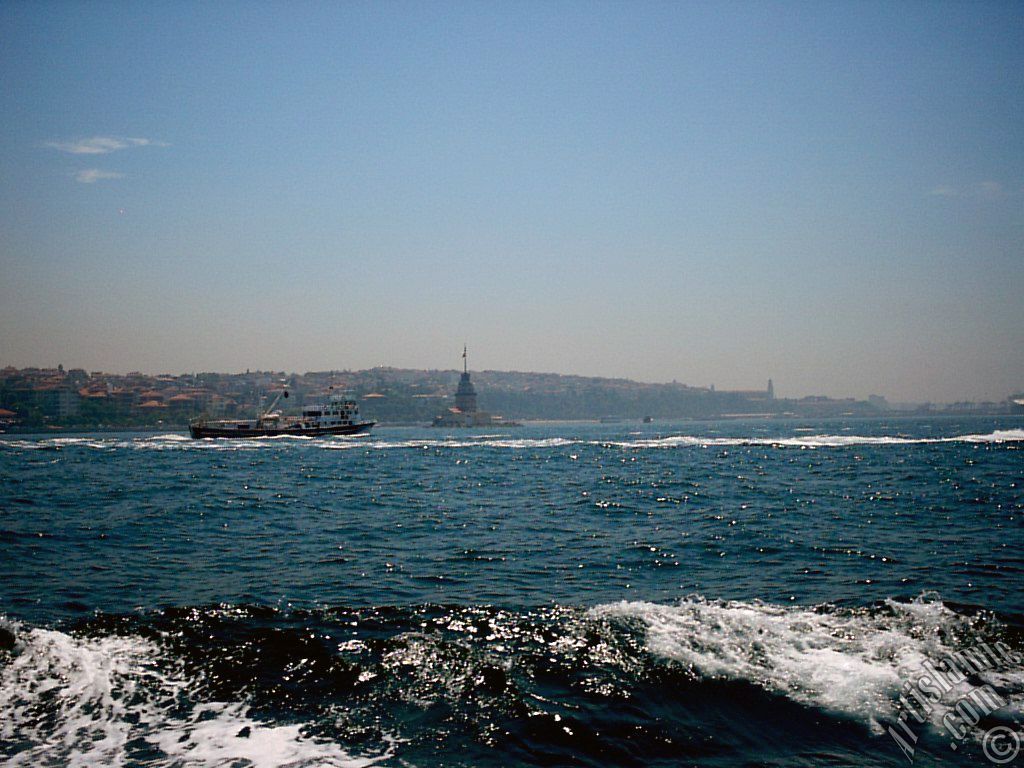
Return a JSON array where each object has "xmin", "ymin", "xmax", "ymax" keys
[
  {"xmin": 0, "ymin": 617, "xmax": 386, "ymax": 767},
  {"xmin": 1, "ymin": 428, "xmax": 1022, "ymax": 452},
  {"xmin": 2, "ymin": 595, "xmax": 1021, "ymax": 766},
  {"xmin": 591, "ymin": 594, "xmax": 1024, "ymax": 735}
]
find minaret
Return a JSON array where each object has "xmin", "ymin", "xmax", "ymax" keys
[{"xmin": 455, "ymin": 344, "xmax": 477, "ymax": 413}]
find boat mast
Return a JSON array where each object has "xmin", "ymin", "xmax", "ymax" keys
[{"xmin": 263, "ymin": 389, "xmax": 286, "ymax": 415}]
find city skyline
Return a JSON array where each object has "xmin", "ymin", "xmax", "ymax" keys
[
  {"xmin": 6, "ymin": 362, "xmax": 1016, "ymax": 436},
  {"xmin": 1, "ymin": 360, "xmax": 1017, "ymax": 408},
  {"xmin": 2, "ymin": 2, "xmax": 1022, "ymax": 403}
]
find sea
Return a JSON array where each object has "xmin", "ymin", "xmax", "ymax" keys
[{"xmin": 1, "ymin": 416, "xmax": 1022, "ymax": 767}]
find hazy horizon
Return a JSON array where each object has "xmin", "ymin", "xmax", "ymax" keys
[
  {"xmin": 2, "ymin": 2, "xmax": 1021, "ymax": 403},
  {"xmin": 1, "ymin": 358, "xmax": 1017, "ymax": 406}
]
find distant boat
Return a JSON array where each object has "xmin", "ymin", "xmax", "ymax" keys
[{"xmin": 189, "ymin": 391, "xmax": 374, "ymax": 439}]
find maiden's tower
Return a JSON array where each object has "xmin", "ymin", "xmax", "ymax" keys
[{"xmin": 431, "ymin": 346, "xmax": 517, "ymax": 428}]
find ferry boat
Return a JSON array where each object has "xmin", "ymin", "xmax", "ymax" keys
[{"xmin": 189, "ymin": 391, "xmax": 374, "ymax": 439}]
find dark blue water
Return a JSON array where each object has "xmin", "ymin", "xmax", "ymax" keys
[{"xmin": 2, "ymin": 417, "xmax": 1022, "ymax": 766}]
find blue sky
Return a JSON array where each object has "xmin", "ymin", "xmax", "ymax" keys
[{"xmin": 1, "ymin": 0, "xmax": 1021, "ymax": 401}]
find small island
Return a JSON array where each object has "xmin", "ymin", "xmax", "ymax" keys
[{"xmin": 431, "ymin": 347, "xmax": 519, "ymax": 428}]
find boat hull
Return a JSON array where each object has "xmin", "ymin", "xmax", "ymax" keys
[{"xmin": 189, "ymin": 421, "xmax": 375, "ymax": 439}]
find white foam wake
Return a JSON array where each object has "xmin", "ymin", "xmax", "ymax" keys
[
  {"xmin": 590, "ymin": 595, "xmax": 1024, "ymax": 735},
  {"xmin": 605, "ymin": 428, "xmax": 1024, "ymax": 449},
  {"xmin": 0, "ymin": 618, "xmax": 384, "ymax": 767},
  {"xmin": 1, "ymin": 428, "xmax": 1022, "ymax": 452}
]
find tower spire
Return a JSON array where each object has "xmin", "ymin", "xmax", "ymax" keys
[{"xmin": 455, "ymin": 344, "xmax": 477, "ymax": 414}]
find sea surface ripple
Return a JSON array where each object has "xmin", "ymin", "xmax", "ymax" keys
[{"xmin": 1, "ymin": 416, "xmax": 1022, "ymax": 766}]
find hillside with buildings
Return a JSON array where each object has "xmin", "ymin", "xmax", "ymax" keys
[{"xmin": 1, "ymin": 364, "xmax": 1020, "ymax": 431}]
